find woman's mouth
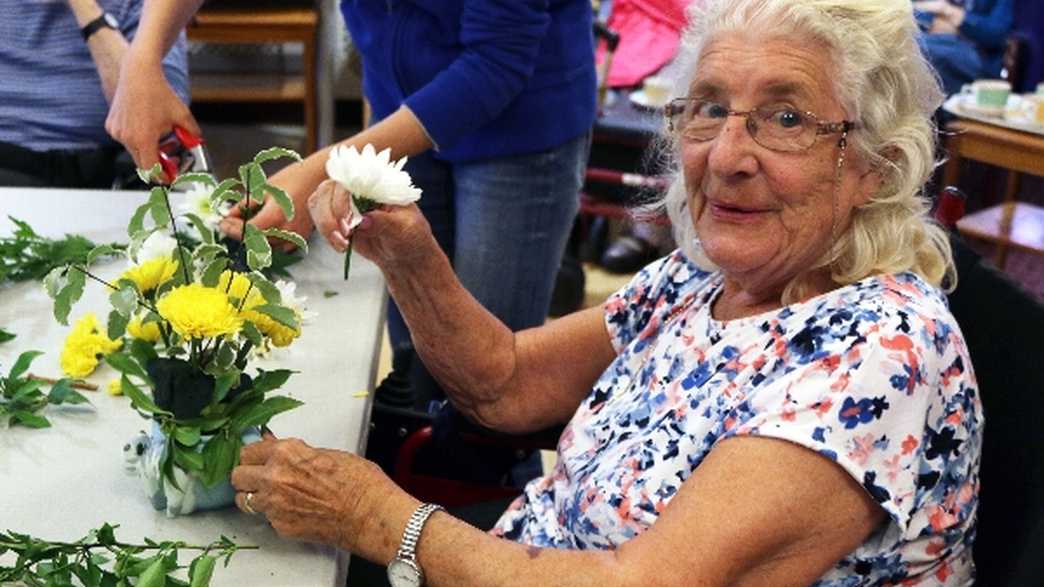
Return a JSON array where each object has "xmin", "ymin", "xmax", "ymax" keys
[{"xmin": 708, "ymin": 202, "xmax": 771, "ymax": 223}]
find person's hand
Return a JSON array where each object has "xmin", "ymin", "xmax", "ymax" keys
[
  {"xmin": 913, "ymin": 0, "xmax": 964, "ymax": 33},
  {"xmin": 219, "ymin": 164, "xmax": 316, "ymax": 251},
  {"xmin": 106, "ymin": 52, "xmax": 201, "ymax": 172},
  {"xmin": 306, "ymin": 179, "xmax": 435, "ymax": 268},
  {"xmin": 230, "ymin": 437, "xmax": 395, "ymax": 552}
]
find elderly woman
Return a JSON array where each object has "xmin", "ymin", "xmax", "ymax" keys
[{"xmin": 231, "ymin": 0, "xmax": 982, "ymax": 584}]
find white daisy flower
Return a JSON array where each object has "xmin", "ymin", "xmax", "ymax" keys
[
  {"xmin": 325, "ymin": 144, "xmax": 422, "ymax": 230},
  {"xmin": 178, "ymin": 183, "xmax": 231, "ymax": 231},
  {"xmin": 275, "ymin": 280, "xmax": 318, "ymax": 323},
  {"xmin": 133, "ymin": 231, "xmax": 178, "ymax": 264}
]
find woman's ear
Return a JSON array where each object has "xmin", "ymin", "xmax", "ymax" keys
[{"xmin": 853, "ymin": 147, "xmax": 897, "ymax": 206}]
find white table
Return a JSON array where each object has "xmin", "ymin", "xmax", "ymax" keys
[{"xmin": 0, "ymin": 188, "xmax": 386, "ymax": 586}]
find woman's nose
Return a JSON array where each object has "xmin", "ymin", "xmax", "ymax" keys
[{"xmin": 706, "ymin": 116, "xmax": 759, "ymax": 178}]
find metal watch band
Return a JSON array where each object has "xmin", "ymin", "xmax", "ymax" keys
[{"xmin": 395, "ymin": 503, "xmax": 444, "ymax": 562}]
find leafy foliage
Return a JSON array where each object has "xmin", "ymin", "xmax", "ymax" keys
[
  {"xmin": 0, "ymin": 350, "xmax": 88, "ymax": 428},
  {"xmin": 0, "ymin": 523, "xmax": 255, "ymax": 586},
  {"xmin": 0, "ymin": 216, "xmax": 122, "ymax": 284},
  {"xmin": 0, "ymin": 328, "xmax": 14, "ymax": 344}
]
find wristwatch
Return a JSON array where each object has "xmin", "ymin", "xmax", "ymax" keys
[
  {"xmin": 387, "ymin": 503, "xmax": 444, "ymax": 587},
  {"xmin": 81, "ymin": 12, "xmax": 120, "ymax": 41}
]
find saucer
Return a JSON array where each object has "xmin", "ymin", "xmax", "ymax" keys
[
  {"xmin": 630, "ymin": 90, "xmax": 669, "ymax": 110},
  {"xmin": 956, "ymin": 94, "xmax": 1006, "ymax": 117}
]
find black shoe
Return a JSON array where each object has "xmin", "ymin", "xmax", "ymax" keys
[{"xmin": 600, "ymin": 234, "xmax": 659, "ymax": 273}]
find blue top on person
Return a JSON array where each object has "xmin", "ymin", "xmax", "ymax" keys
[
  {"xmin": 341, "ymin": 0, "xmax": 598, "ymax": 163},
  {"xmin": 915, "ymin": 0, "xmax": 1015, "ymax": 95}
]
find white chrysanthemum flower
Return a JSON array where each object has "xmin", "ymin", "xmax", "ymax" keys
[
  {"xmin": 325, "ymin": 144, "xmax": 422, "ymax": 229},
  {"xmin": 275, "ymin": 280, "xmax": 317, "ymax": 323},
  {"xmin": 178, "ymin": 183, "xmax": 231, "ymax": 230},
  {"xmin": 133, "ymin": 231, "xmax": 178, "ymax": 264}
]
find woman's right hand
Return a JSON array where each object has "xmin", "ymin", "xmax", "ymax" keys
[{"xmin": 307, "ymin": 179, "xmax": 435, "ymax": 270}]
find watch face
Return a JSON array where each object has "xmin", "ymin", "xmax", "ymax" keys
[
  {"xmin": 387, "ymin": 559, "xmax": 422, "ymax": 587},
  {"xmin": 103, "ymin": 13, "xmax": 119, "ymax": 28}
]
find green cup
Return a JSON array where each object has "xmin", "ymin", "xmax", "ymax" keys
[{"xmin": 972, "ymin": 80, "xmax": 1011, "ymax": 110}]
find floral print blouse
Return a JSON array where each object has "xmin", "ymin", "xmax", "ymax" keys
[{"xmin": 492, "ymin": 251, "xmax": 982, "ymax": 586}]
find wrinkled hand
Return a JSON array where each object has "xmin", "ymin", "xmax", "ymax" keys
[
  {"xmin": 219, "ymin": 166, "xmax": 315, "ymax": 251},
  {"xmin": 106, "ymin": 54, "xmax": 201, "ymax": 172},
  {"xmin": 307, "ymin": 179, "xmax": 435, "ymax": 268},
  {"xmin": 230, "ymin": 437, "xmax": 393, "ymax": 552}
]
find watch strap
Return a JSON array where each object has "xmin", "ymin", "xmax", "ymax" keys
[
  {"xmin": 395, "ymin": 502, "xmax": 444, "ymax": 565},
  {"xmin": 81, "ymin": 13, "xmax": 117, "ymax": 41}
]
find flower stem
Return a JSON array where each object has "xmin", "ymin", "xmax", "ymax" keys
[
  {"xmin": 161, "ymin": 191, "xmax": 192, "ymax": 285},
  {"xmin": 69, "ymin": 265, "xmax": 160, "ymax": 315},
  {"xmin": 343, "ymin": 237, "xmax": 353, "ymax": 280}
]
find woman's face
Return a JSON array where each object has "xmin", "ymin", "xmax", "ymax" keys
[{"xmin": 680, "ymin": 33, "xmax": 878, "ymax": 294}]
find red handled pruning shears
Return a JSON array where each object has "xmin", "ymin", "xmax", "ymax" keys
[{"xmin": 158, "ymin": 125, "xmax": 212, "ymax": 183}]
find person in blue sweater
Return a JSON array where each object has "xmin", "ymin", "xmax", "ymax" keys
[
  {"xmin": 914, "ymin": 0, "xmax": 1015, "ymax": 95},
  {"xmin": 106, "ymin": 0, "xmax": 596, "ymax": 481}
]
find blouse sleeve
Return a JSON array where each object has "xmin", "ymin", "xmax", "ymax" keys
[{"xmin": 725, "ymin": 304, "xmax": 981, "ymax": 533}]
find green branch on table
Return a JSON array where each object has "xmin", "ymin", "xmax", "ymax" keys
[
  {"xmin": 0, "ymin": 523, "xmax": 256, "ymax": 587},
  {"xmin": 0, "ymin": 216, "xmax": 123, "ymax": 285},
  {"xmin": 0, "ymin": 350, "xmax": 89, "ymax": 428}
]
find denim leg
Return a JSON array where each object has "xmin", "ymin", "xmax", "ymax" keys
[
  {"xmin": 920, "ymin": 33, "xmax": 984, "ymax": 96},
  {"xmin": 386, "ymin": 151, "xmax": 455, "ymax": 352},
  {"xmin": 451, "ymin": 133, "xmax": 589, "ymax": 332}
]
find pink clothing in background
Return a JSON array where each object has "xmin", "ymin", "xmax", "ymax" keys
[{"xmin": 596, "ymin": 0, "xmax": 696, "ymax": 88}]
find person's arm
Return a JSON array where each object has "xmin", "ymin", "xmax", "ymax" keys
[
  {"xmin": 958, "ymin": 0, "xmax": 1014, "ymax": 51},
  {"xmin": 219, "ymin": 105, "xmax": 433, "ymax": 245},
  {"xmin": 105, "ymin": 0, "xmax": 204, "ymax": 170},
  {"xmin": 231, "ymin": 434, "xmax": 884, "ymax": 586},
  {"xmin": 66, "ymin": 0, "xmax": 128, "ymax": 103},
  {"xmin": 309, "ymin": 191, "xmax": 612, "ymax": 432}
]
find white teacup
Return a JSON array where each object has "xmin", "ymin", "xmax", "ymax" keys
[
  {"xmin": 641, "ymin": 76, "xmax": 673, "ymax": 107},
  {"xmin": 1022, "ymin": 94, "xmax": 1044, "ymax": 125}
]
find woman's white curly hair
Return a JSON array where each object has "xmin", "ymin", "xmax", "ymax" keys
[{"xmin": 656, "ymin": 0, "xmax": 956, "ymax": 302}]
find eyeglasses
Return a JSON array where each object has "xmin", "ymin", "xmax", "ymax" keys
[{"xmin": 664, "ymin": 98, "xmax": 859, "ymax": 153}]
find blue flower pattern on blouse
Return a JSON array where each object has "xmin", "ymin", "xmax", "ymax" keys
[{"xmin": 492, "ymin": 251, "xmax": 982, "ymax": 586}]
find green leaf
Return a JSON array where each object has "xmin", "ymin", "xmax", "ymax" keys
[
  {"xmin": 53, "ymin": 267, "xmax": 85, "ymax": 325},
  {"xmin": 252, "ymin": 146, "xmax": 301, "ymax": 166},
  {"xmin": 200, "ymin": 434, "xmax": 241, "ymax": 487},
  {"xmin": 129, "ymin": 337, "xmax": 159, "ymax": 367},
  {"xmin": 181, "ymin": 213, "xmax": 216, "ymax": 245},
  {"xmin": 107, "ymin": 309, "xmax": 129, "ymax": 340},
  {"xmin": 42, "ymin": 266, "xmax": 67, "ymax": 298},
  {"xmin": 87, "ymin": 244, "xmax": 120, "ymax": 267},
  {"xmin": 173, "ymin": 426, "xmax": 201, "ymax": 447},
  {"xmin": 171, "ymin": 173, "xmax": 217, "ymax": 190},
  {"xmin": 213, "ymin": 343, "xmax": 235, "ymax": 372},
  {"xmin": 212, "ymin": 372, "xmax": 239, "ymax": 404},
  {"xmin": 238, "ymin": 163, "xmax": 266, "ymax": 205},
  {"xmin": 262, "ymin": 184, "xmax": 295, "ymax": 222},
  {"xmin": 148, "ymin": 187, "xmax": 172, "ymax": 228},
  {"xmin": 210, "ymin": 177, "xmax": 242, "ymax": 205},
  {"xmin": 121, "ymin": 376, "xmax": 167, "ymax": 416},
  {"xmin": 105, "ymin": 353, "xmax": 148, "ymax": 381},
  {"xmin": 250, "ymin": 369, "xmax": 294, "ymax": 393},
  {"xmin": 192, "ymin": 243, "xmax": 227, "ymax": 263},
  {"xmin": 240, "ymin": 322, "xmax": 263, "ymax": 347},
  {"xmin": 188, "ymin": 554, "xmax": 216, "ymax": 587},
  {"xmin": 253, "ymin": 304, "xmax": 298, "ymax": 330},
  {"xmin": 173, "ymin": 444, "xmax": 205, "ymax": 473},
  {"xmin": 8, "ymin": 350, "xmax": 42, "ymax": 381},
  {"xmin": 0, "ymin": 328, "xmax": 14, "ymax": 344},
  {"xmin": 230, "ymin": 396, "xmax": 303, "ymax": 431},
  {"xmin": 243, "ymin": 224, "xmax": 272, "ymax": 271},
  {"xmin": 128, "ymin": 200, "xmax": 152, "ymax": 236},
  {"xmin": 48, "ymin": 379, "xmax": 88, "ymax": 405},
  {"xmin": 246, "ymin": 272, "xmax": 280, "ymax": 304},
  {"xmin": 136, "ymin": 556, "xmax": 167, "ymax": 587},
  {"xmin": 200, "ymin": 257, "xmax": 228, "ymax": 288},
  {"xmin": 262, "ymin": 227, "xmax": 307, "ymax": 253},
  {"xmin": 11, "ymin": 410, "xmax": 50, "ymax": 428},
  {"xmin": 137, "ymin": 163, "xmax": 165, "ymax": 184},
  {"xmin": 110, "ymin": 285, "xmax": 139, "ymax": 318}
]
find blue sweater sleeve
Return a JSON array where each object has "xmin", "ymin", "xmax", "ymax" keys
[
  {"xmin": 959, "ymin": 0, "xmax": 1014, "ymax": 52},
  {"xmin": 404, "ymin": 0, "xmax": 551, "ymax": 151}
]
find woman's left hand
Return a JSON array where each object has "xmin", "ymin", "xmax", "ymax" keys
[{"xmin": 230, "ymin": 437, "xmax": 394, "ymax": 551}]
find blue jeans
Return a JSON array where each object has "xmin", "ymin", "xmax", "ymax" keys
[
  {"xmin": 920, "ymin": 33, "xmax": 985, "ymax": 96},
  {"xmin": 387, "ymin": 132, "xmax": 590, "ymax": 355}
]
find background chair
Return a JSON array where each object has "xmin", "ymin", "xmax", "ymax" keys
[{"xmin": 935, "ymin": 187, "xmax": 1044, "ymax": 586}]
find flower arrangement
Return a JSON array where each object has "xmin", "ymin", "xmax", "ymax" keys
[
  {"xmin": 43, "ymin": 148, "xmax": 311, "ymax": 512},
  {"xmin": 324, "ymin": 144, "xmax": 422, "ymax": 278}
]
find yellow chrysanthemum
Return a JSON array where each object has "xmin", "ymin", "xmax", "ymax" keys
[
  {"xmin": 107, "ymin": 378, "xmax": 123, "ymax": 396},
  {"xmin": 156, "ymin": 284, "xmax": 243, "ymax": 340},
  {"xmin": 60, "ymin": 313, "xmax": 123, "ymax": 378},
  {"xmin": 121, "ymin": 257, "xmax": 179, "ymax": 293},
  {"xmin": 217, "ymin": 270, "xmax": 263, "ymax": 309},
  {"xmin": 245, "ymin": 311, "xmax": 301, "ymax": 347},
  {"xmin": 127, "ymin": 315, "xmax": 161, "ymax": 343}
]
